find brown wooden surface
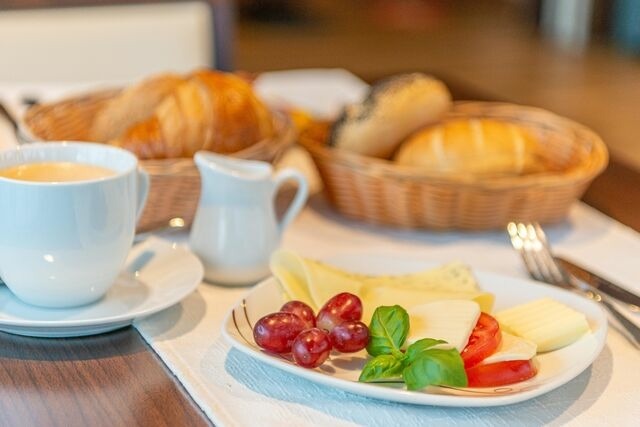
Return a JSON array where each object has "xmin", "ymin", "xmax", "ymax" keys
[
  {"xmin": 583, "ymin": 160, "xmax": 640, "ymax": 232},
  {"xmin": 0, "ymin": 73, "xmax": 638, "ymax": 427},
  {"xmin": 0, "ymin": 328, "xmax": 211, "ymax": 427}
]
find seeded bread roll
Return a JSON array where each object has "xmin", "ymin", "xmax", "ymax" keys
[
  {"xmin": 329, "ymin": 73, "xmax": 451, "ymax": 158},
  {"xmin": 394, "ymin": 118, "xmax": 547, "ymax": 176}
]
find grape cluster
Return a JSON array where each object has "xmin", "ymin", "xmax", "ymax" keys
[{"xmin": 253, "ymin": 293, "xmax": 370, "ymax": 368}]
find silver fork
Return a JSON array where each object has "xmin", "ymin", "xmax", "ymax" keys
[{"xmin": 508, "ymin": 221, "xmax": 640, "ymax": 349}]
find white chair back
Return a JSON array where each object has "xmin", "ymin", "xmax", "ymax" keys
[{"xmin": 0, "ymin": 1, "xmax": 215, "ymax": 83}]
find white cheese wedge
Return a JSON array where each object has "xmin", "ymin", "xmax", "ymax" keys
[
  {"xmin": 406, "ymin": 300, "xmax": 481, "ymax": 351},
  {"xmin": 481, "ymin": 332, "xmax": 537, "ymax": 364},
  {"xmin": 495, "ymin": 298, "xmax": 590, "ymax": 353},
  {"xmin": 361, "ymin": 285, "xmax": 494, "ymax": 324}
]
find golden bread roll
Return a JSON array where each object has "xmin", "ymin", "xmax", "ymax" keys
[
  {"xmin": 394, "ymin": 118, "xmax": 546, "ymax": 176},
  {"xmin": 329, "ymin": 73, "xmax": 451, "ymax": 158},
  {"xmin": 91, "ymin": 73, "xmax": 185, "ymax": 142},
  {"xmin": 106, "ymin": 70, "xmax": 274, "ymax": 159}
]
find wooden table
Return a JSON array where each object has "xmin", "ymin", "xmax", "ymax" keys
[{"xmin": 1, "ymin": 75, "xmax": 638, "ymax": 427}]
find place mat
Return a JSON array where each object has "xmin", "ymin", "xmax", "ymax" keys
[{"xmin": 135, "ymin": 199, "xmax": 640, "ymax": 427}]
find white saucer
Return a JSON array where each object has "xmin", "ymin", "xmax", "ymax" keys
[{"xmin": 0, "ymin": 237, "xmax": 203, "ymax": 337}]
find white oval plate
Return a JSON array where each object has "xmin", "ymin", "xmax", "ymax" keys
[
  {"xmin": 222, "ymin": 254, "xmax": 607, "ymax": 407},
  {"xmin": 0, "ymin": 237, "xmax": 203, "ymax": 337}
]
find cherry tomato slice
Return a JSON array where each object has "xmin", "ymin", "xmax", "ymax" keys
[
  {"xmin": 460, "ymin": 312, "xmax": 502, "ymax": 368},
  {"xmin": 466, "ymin": 359, "xmax": 537, "ymax": 388}
]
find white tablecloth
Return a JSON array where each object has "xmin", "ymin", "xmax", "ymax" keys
[
  {"xmin": 135, "ymin": 200, "xmax": 639, "ymax": 427},
  {"xmin": 2, "ymin": 72, "xmax": 639, "ymax": 426}
]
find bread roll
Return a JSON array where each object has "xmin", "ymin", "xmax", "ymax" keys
[
  {"xmin": 394, "ymin": 118, "xmax": 546, "ymax": 176},
  {"xmin": 329, "ymin": 73, "xmax": 451, "ymax": 158}
]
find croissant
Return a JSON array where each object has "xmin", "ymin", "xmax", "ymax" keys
[
  {"xmin": 91, "ymin": 70, "xmax": 274, "ymax": 159},
  {"xmin": 90, "ymin": 73, "xmax": 186, "ymax": 143}
]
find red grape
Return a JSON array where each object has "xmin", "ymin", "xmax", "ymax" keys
[
  {"xmin": 316, "ymin": 292, "xmax": 363, "ymax": 332},
  {"xmin": 280, "ymin": 300, "xmax": 316, "ymax": 329},
  {"xmin": 329, "ymin": 321, "xmax": 369, "ymax": 353},
  {"xmin": 253, "ymin": 312, "xmax": 306, "ymax": 354},
  {"xmin": 292, "ymin": 328, "xmax": 332, "ymax": 368}
]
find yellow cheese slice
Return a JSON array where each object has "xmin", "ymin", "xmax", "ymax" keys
[
  {"xmin": 270, "ymin": 250, "xmax": 362, "ymax": 309},
  {"xmin": 361, "ymin": 262, "xmax": 480, "ymax": 293},
  {"xmin": 270, "ymin": 250, "xmax": 316, "ymax": 307},
  {"xmin": 291, "ymin": 259, "xmax": 480, "ymax": 293},
  {"xmin": 495, "ymin": 298, "xmax": 590, "ymax": 353},
  {"xmin": 271, "ymin": 250, "xmax": 488, "ymax": 318}
]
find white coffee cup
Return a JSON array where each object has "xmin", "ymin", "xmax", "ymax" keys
[{"xmin": 0, "ymin": 142, "xmax": 149, "ymax": 308}]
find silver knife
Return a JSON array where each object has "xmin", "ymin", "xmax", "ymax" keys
[
  {"xmin": 0, "ymin": 100, "xmax": 31, "ymax": 144},
  {"xmin": 555, "ymin": 256, "xmax": 640, "ymax": 310},
  {"xmin": 0, "ymin": 101, "xmax": 19, "ymax": 133}
]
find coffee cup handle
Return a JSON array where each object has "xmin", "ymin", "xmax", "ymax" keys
[
  {"xmin": 136, "ymin": 168, "xmax": 150, "ymax": 223},
  {"xmin": 273, "ymin": 168, "xmax": 309, "ymax": 234}
]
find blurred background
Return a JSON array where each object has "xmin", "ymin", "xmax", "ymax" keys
[{"xmin": 1, "ymin": 0, "xmax": 639, "ymax": 168}]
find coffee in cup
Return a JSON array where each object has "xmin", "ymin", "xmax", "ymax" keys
[
  {"xmin": 0, "ymin": 161, "xmax": 116, "ymax": 182},
  {"xmin": 0, "ymin": 142, "xmax": 149, "ymax": 308}
]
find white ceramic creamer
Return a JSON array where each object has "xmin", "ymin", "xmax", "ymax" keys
[{"xmin": 189, "ymin": 151, "xmax": 308, "ymax": 285}]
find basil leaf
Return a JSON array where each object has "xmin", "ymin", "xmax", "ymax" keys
[
  {"xmin": 404, "ymin": 338, "xmax": 447, "ymax": 363},
  {"xmin": 366, "ymin": 305, "xmax": 409, "ymax": 357},
  {"xmin": 358, "ymin": 355, "xmax": 405, "ymax": 383},
  {"xmin": 402, "ymin": 348, "xmax": 468, "ymax": 390}
]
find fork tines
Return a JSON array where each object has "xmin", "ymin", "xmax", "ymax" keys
[{"xmin": 507, "ymin": 221, "xmax": 568, "ymax": 286}]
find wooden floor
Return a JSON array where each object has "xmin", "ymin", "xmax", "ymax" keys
[{"xmin": 235, "ymin": 0, "xmax": 640, "ymax": 170}]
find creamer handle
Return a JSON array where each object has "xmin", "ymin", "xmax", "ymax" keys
[{"xmin": 273, "ymin": 168, "xmax": 308, "ymax": 234}]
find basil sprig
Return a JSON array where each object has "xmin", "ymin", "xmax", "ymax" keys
[
  {"xmin": 402, "ymin": 342, "xmax": 467, "ymax": 390},
  {"xmin": 366, "ymin": 305, "xmax": 408, "ymax": 358},
  {"xmin": 359, "ymin": 306, "xmax": 468, "ymax": 389},
  {"xmin": 359, "ymin": 354, "xmax": 405, "ymax": 382}
]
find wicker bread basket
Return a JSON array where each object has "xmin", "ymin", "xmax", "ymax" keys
[
  {"xmin": 299, "ymin": 101, "xmax": 608, "ymax": 230},
  {"xmin": 23, "ymin": 89, "xmax": 296, "ymax": 231}
]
